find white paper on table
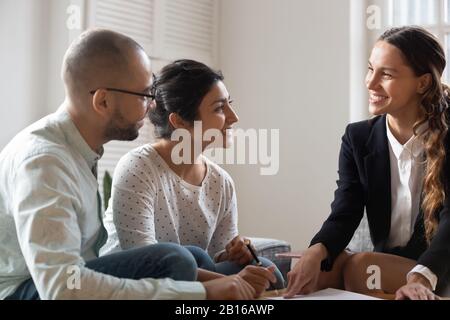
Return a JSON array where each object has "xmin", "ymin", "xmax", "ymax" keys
[{"xmin": 268, "ymin": 288, "xmax": 381, "ymax": 300}]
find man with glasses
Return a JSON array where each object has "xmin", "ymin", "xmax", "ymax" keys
[{"xmin": 0, "ymin": 29, "xmax": 269, "ymax": 300}]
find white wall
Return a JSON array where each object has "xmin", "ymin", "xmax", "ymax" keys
[
  {"xmin": 46, "ymin": 0, "xmax": 73, "ymax": 115},
  {"xmin": 0, "ymin": 0, "xmax": 71, "ymax": 149},
  {"xmin": 219, "ymin": 0, "xmax": 351, "ymax": 251},
  {"xmin": 0, "ymin": 0, "xmax": 52, "ymax": 148}
]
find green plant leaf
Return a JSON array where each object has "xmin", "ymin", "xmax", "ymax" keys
[{"xmin": 103, "ymin": 170, "xmax": 112, "ymax": 210}]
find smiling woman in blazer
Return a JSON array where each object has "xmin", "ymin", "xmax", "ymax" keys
[{"xmin": 286, "ymin": 26, "xmax": 450, "ymax": 300}]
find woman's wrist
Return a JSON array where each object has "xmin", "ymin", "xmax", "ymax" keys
[
  {"xmin": 197, "ymin": 268, "xmax": 225, "ymax": 282},
  {"xmin": 307, "ymin": 243, "xmax": 329, "ymax": 261},
  {"xmin": 215, "ymin": 251, "xmax": 228, "ymax": 263},
  {"xmin": 407, "ymin": 272, "xmax": 433, "ymax": 290}
]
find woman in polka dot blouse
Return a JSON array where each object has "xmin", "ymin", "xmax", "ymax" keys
[{"xmin": 102, "ymin": 59, "xmax": 285, "ymax": 290}]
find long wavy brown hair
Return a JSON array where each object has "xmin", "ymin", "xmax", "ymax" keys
[{"xmin": 379, "ymin": 26, "xmax": 449, "ymax": 243}]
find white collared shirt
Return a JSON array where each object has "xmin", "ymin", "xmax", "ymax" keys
[
  {"xmin": 0, "ymin": 107, "xmax": 205, "ymax": 300},
  {"xmin": 386, "ymin": 117, "xmax": 438, "ymax": 290}
]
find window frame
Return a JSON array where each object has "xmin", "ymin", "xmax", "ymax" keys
[{"xmin": 387, "ymin": 0, "xmax": 450, "ymax": 81}]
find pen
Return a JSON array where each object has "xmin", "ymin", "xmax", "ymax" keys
[{"xmin": 245, "ymin": 239, "xmax": 262, "ymax": 266}]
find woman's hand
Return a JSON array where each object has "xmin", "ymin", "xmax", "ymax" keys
[
  {"xmin": 395, "ymin": 273, "xmax": 440, "ymax": 300},
  {"xmin": 238, "ymin": 265, "xmax": 277, "ymax": 297},
  {"xmin": 197, "ymin": 268, "xmax": 226, "ymax": 282},
  {"xmin": 395, "ymin": 283, "xmax": 439, "ymax": 300},
  {"xmin": 225, "ymin": 235, "xmax": 254, "ymax": 265},
  {"xmin": 203, "ymin": 275, "xmax": 256, "ymax": 300},
  {"xmin": 284, "ymin": 243, "xmax": 327, "ymax": 298}
]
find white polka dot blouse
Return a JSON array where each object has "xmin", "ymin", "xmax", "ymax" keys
[{"xmin": 101, "ymin": 144, "xmax": 239, "ymax": 259}]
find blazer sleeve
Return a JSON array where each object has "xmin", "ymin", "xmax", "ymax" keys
[
  {"xmin": 416, "ymin": 203, "xmax": 450, "ymax": 282},
  {"xmin": 417, "ymin": 130, "xmax": 450, "ymax": 283},
  {"xmin": 310, "ymin": 124, "xmax": 366, "ymax": 271}
]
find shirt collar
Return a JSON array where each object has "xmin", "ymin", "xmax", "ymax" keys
[
  {"xmin": 386, "ymin": 116, "xmax": 425, "ymax": 160},
  {"xmin": 56, "ymin": 107, "xmax": 103, "ymax": 171}
]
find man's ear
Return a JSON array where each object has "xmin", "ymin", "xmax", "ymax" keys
[
  {"xmin": 418, "ymin": 73, "xmax": 432, "ymax": 94},
  {"xmin": 168, "ymin": 113, "xmax": 188, "ymax": 129},
  {"xmin": 91, "ymin": 89, "xmax": 110, "ymax": 117}
]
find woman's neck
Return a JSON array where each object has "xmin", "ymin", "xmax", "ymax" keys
[
  {"xmin": 152, "ymin": 139, "xmax": 206, "ymax": 186},
  {"xmin": 387, "ymin": 107, "xmax": 423, "ymax": 145}
]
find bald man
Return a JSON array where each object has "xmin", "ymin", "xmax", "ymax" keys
[{"xmin": 0, "ymin": 29, "xmax": 269, "ymax": 300}]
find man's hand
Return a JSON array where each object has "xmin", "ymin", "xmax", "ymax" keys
[
  {"xmin": 225, "ymin": 235, "xmax": 254, "ymax": 265},
  {"xmin": 203, "ymin": 275, "xmax": 256, "ymax": 300},
  {"xmin": 238, "ymin": 265, "xmax": 277, "ymax": 297}
]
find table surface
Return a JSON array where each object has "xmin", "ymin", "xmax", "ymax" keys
[
  {"xmin": 261, "ymin": 288, "xmax": 449, "ymax": 300},
  {"xmin": 260, "ymin": 289, "xmax": 393, "ymax": 300}
]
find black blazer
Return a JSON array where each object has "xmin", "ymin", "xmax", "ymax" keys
[{"xmin": 311, "ymin": 114, "xmax": 450, "ymax": 283}]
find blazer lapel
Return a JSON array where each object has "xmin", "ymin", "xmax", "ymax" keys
[{"xmin": 363, "ymin": 115, "xmax": 391, "ymax": 250}]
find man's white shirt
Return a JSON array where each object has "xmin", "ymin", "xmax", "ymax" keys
[{"xmin": 0, "ymin": 108, "xmax": 205, "ymax": 299}]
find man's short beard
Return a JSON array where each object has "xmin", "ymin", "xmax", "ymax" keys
[
  {"xmin": 104, "ymin": 110, "xmax": 140, "ymax": 141},
  {"xmin": 104, "ymin": 124, "xmax": 139, "ymax": 141}
]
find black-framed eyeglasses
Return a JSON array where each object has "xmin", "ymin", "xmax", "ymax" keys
[{"xmin": 89, "ymin": 88, "xmax": 155, "ymax": 101}]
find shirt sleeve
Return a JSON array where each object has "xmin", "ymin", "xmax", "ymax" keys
[
  {"xmin": 407, "ymin": 265, "xmax": 438, "ymax": 291},
  {"xmin": 111, "ymin": 152, "xmax": 158, "ymax": 250},
  {"xmin": 416, "ymin": 202, "xmax": 450, "ymax": 284},
  {"xmin": 12, "ymin": 153, "xmax": 205, "ymax": 300},
  {"xmin": 208, "ymin": 178, "xmax": 239, "ymax": 259}
]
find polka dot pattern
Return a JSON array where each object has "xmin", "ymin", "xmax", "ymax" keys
[{"xmin": 102, "ymin": 144, "xmax": 239, "ymax": 258}]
